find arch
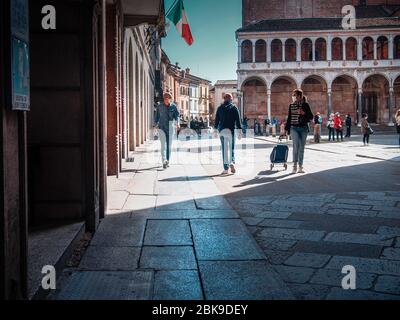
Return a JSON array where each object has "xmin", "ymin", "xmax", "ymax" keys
[
  {"xmin": 285, "ymin": 39, "xmax": 296, "ymax": 62},
  {"xmin": 362, "ymin": 74, "xmax": 390, "ymax": 124},
  {"xmin": 394, "ymin": 35, "xmax": 400, "ymax": 59},
  {"xmin": 271, "ymin": 76, "xmax": 297, "ymax": 121},
  {"xmin": 394, "ymin": 75, "xmax": 400, "ymax": 115},
  {"xmin": 301, "ymin": 38, "xmax": 313, "ymax": 61},
  {"xmin": 271, "ymin": 39, "xmax": 282, "ymax": 62},
  {"xmin": 315, "ymin": 38, "xmax": 326, "ymax": 61},
  {"xmin": 255, "ymin": 39, "xmax": 267, "ymax": 62},
  {"xmin": 331, "ymin": 75, "xmax": 358, "ymax": 121},
  {"xmin": 241, "ymin": 77, "xmax": 268, "ymax": 124},
  {"xmin": 301, "ymin": 75, "xmax": 328, "ymax": 115},
  {"xmin": 241, "ymin": 40, "xmax": 253, "ymax": 63},
  {"xmin": 362, "ymin": 37, "xmax": 374, "ymax": 60},
  {"xmin": 346, "ymin": 37, "xmax": 357, "ymax": 61},
  {"xmin": 377, "ymin": 36, "xmax": 388, "ymax": 60},
  {"xmin": 332, "ymin": 37, "xmax": 343, "ymax": 60}
]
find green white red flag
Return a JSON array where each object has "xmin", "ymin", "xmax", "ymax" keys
[{"xmin": 167, "ymin": 0, "xmax": 194, "ymax": 46}]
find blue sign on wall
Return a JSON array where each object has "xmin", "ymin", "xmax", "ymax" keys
[
  {"xmin": 11, "ymin": 0, "xmax": 30, "ymax": 111},
  {"xmin": 12, "ymin": 37, "xmax": 30, "ymax": 111}
]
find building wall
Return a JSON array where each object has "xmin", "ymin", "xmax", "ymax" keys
[
  {"xmin": 214, "ymin": 83, "xmax": 239, "ymax": 110},
  {"xmin": 242, "ymin": 0, "xmax": 399, "ymax": 26}
]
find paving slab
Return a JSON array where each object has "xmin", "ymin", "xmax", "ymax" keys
[
  {"xmin": 374, "ymin": 276, "xmax": 400, "ymax": 295},
  {"xmin": 254, "ymin": 237, "xmax": 297, "ymax": 251},
  {"xmin": 153, "ymin": 271, "xmax": 203, "ymax": 300},
  {"xmin": 199, "ymin": 261, "xmax": 294, "ymax": 300},
  {"xmin": 284, "ymin": 252, "xmax": 331, "ymax": 268},
  {"xmin": 324, "ymin": 232, "xmax": 393, "ymax": 247},
  {"xmin": 194, "ymin": 195, "xmax": 232, "ymax": 210},
  {"xmin": 52, "ymin": 271, "xmax": 153, "ymax": 300},
  {"xmin": 124, "ymin": 195, "xmax": 156, "ymax": 212},
  {"xmin": 140, "ymin": 247, "xmax": 197, "ymax": 270},
  {"xmin": 191, "ymin": 219, "xmax": 264, "ymax": 260},
  {"xmin": 273, "ymin": 265, "xmax": 315, "ymax": 284},
  {"xmin": 79, "ymin": 246, "xmax": 140, "ymax": 271},
  {"xmin": 144, "ymin": 220, "xmax": 192, "ymax": 246},
  {"xmin": 381, "ymin": 248, "xmax": 400, "ymax": 261},
  {"xmin": 138, "ymin": 209, "xmax": 239, "ymax": 220},
  {"xmin": 156, "ymin": 195, "xmax": 196, "ymax": 211},
  {"xmin": 377, "ymin": 226, "xmax": 400, "ymax": 237},
  {"xmin": 259, "ymin": 228, "xmax": 326, "ymax": 242},
  {"xmin": 288, "ymin": 283, "xmax": 331, "ymax": 300},
  {"xmin": 326, "ymin": 256, "xmax": 400, "ymax": 276},
  {"xmin": 90, "ymin": 217, "xmax": 146, "ymax": 247}
]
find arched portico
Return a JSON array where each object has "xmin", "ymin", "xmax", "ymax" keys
[{"xmin": 241, "ymin": 77, "xmax": 268, "ymax": 126}]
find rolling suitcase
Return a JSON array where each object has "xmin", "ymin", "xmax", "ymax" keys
[{"xmin": 270, "ymin": 144, "xmax": 289, "ymax": 170}]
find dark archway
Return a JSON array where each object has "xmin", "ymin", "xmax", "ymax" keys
[
  {"xmin": 255, "ymin": 40, "xmax": 266, "ymax": 63},
  {"xmin": 362, "ymin": 37, "xmax": 374, "ymax": 60},
  {"xmin": 242, "ymin": 40, "xmax": 253, "ymax": 63},
  {"xmin": 362, "ymin": 75, "xmax": 389, "ymax": 124},
  {"xmin": 301, "ymin": 75, "xmax": 328, "ymax": 115},
  {"xmin": 242, "ymin": 78, "xmax": 268, "ymax": 125},
  {"xmin": 271, "ymin": 39, "xmax": 282, "ymax": 62},
  {"xmin": 271, "ymin": 76, "xmax": 297, "ymax": 122},
  {"xmin": 332, "ymin": 75, "xmax": 358, "ymax": 120},
  {"xmin": 301, "ymin": 38, "xmax": 312, "ymax": 61},
  {"xmin": 315, "ymin": 38, "xmax": 326, "ymax": 61},
  {"xmin": 285, "ymin": 39, "xmax": 296, "ymax": 62},
  {"xmin": 332, "ymin": 38, "xmax": 343, "ymax": 61},
  {"xmin": 346, "ymin": 37, "xmax": 357, "ymax": 61}
]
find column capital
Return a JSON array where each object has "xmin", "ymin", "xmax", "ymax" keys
[
  {"xmin": 389, "ymin": 87, "xmax": 394, "ymax": 94},
  {"xmin": 267, "ymin": 89, "xmax": 272, "ymax": 95},
  {"xmin": 358, "ymin": 88, "xmax": 363, "ymax": 95},
  {"xmin": 327, "ymin": 88, "xmax": 332, "ymax": 94}
]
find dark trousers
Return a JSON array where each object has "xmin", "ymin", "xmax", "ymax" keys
[
  {"xmin": 336, "ymin": 129, "xmax": 343, "ymax": 141},
  {"xmin": 363, "ymin": 134, "xmax": 370, "ymax": 145},
  {"xmin": 328, "ymin": 128, "xmax": 335, "ymax": 141},
  {"xmin": 346, "ymin": 126, "xmax": 351, "ymax": 137}
]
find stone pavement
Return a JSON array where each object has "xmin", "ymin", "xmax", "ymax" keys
[
  {"xmin": 50, "ymin": 135, "xmax": 400, "ymax": 300},
  {"xmin": 50, "ymin": 140, "xmax": 293, "ymax": 300}
]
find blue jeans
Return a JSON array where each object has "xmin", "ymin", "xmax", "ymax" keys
[
  {"xmin": 328, "ymin": 127, "xmax": 335, "ymax": 141},
  {"xmin": 220, "ymin": 133, "xmax": 235, "ymax": 170},
  {"xmin": 291, "ymin": 126, "xmax": 308, "ymax": 166},
  {"xmin": 160, "ymin": 131, "xmax": 171, "ymax": 162}
]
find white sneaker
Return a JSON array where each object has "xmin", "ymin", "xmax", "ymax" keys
[
  {"xmin": 291, "ymin": 166, "xmax": 298, "ymax": 174},
  {"xmin": 221, "ymin": 170, "xmax": 229, "ymax": 175},
  {"xmin": 298, "ymin": 166, "xmax": 305, "ymax": 174},
  {"xmin": 230, "ymin": 164, "xmax": 236, "ymax": 174}
]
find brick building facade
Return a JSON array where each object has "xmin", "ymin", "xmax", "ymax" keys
[{"xmin": 237, "ymin": 1, "xmax": 400, "ymax": 125}]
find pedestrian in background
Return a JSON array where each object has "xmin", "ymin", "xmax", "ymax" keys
[
  {"xmin": 242, "ymin": 117, "xmax": 248, "ymax": 135},
  {"xmin": 313, "ymin": 112, "xmax": 322, "ymax": 143},
  {"xmin": 285, "ymin": 89, "xmax": 314, "ymax": 174},
  {"xmin": 395, "ymin": 109, "xmax": 400, "ymax": 147},
  {"xmin": 327, "ymin": 113, "xmax": 335, "ymax": 142},
  {"xmin": 345, "ymin": 114, "xmax": 352, "ymax": 138},
  {"xmin": 361, "ymin": 113, "xmax": 372, "ymax": 146},
  {"xmin": 154, "ymin": 92, "xmax": 180, "ymax": 169},
  {"xmin": 334, "ymin": 112, "xmax": 344, "ymax": 142},
  {"xmin": 214, "ymin": 93, "xmax": 243, "ymax": 175}
]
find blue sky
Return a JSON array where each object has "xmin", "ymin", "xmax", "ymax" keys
[{"xmin": 162, "ymin": 0, "xmax": 242, "ymax": 85}]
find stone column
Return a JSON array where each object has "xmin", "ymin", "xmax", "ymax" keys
[
  {"xmin": 373, "ymin": 38, "xmax": 377, "ymax": 60},
  {"xmin": 297, "ymin": 38, "xmax": 301, "ymax": 62},
  {"xmin": 252, "ymin": 40, "xmax": 256, "ymax": 63},
  {"xmin": 342, "ymin": 37, "xmax": 346, "ymax": 61},
  {"xmin": 389, "ymin": 87, "xmax": 394, "ymax": 126},
  {"xmin": 267, "ymin": 38, "xmax": 271, "ymax": 62},
  {"xmin": 312, "ymin": 39, "xmax": 316, "ymax": 61},
  {"xmin": 327, "ymin": 89, "xmax": 332, "ymax": 116},
  {"xmin": 327, "ymin": 36, "xmax": 332, "ymax": 61},
  {"xmin": 267, "ymin": 89, "xmax": 272, "ymax": 121},
  {"xmin": 282, "ymin": 39, "xmax": 286, "ymax": 62},
  {"xmin": 357, "ymin": 89, "xmax": 363, "ymax": 127},
  {"xmin": 389, "ymin": 35, "xmax": 394, "ymax": 60},
  {"xmin": 238, "ymin": 41, "xmax": 242, "ymax": 63},
  {"xmin": 357, "ymin": 36, "xmax": 362, "ymax": 61}
]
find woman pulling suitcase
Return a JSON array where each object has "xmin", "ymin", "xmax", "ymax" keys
[{"xmin": 285, "ymin": 89, "xmax": 314, "ymax": 174}]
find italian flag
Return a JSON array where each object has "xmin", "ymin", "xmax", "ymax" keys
[{"xmin": 167, "ymin": 0, "xmax": 194, "ymax": 46}]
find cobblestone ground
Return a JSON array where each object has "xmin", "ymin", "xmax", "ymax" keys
[
  {"xmin": 51, "ymin": 134, "xmax": 399, "ymax": 300},
  {"xmin": 212, "ymin": 134, "xmax": 400, "ymax": 299}
]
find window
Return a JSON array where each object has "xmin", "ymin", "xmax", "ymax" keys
[
  {"xmin": 241, "ymin": 40, "xmax": 253, "ymax": 63},
  {"xmin": 346, "ymin": 37, "xmax": 357, "ymax": 61},
  {"xmin": 301, "ymin": 38, "xmax": 312, "ymax": 61},
  {"xmin": 255, "ymin": 40, "xmax": 267, "ymax": 62},
  {"xmin": 394, "ymin": 35, "xmax": 400, "ymax": 59},
  {"xmin": 362, "ymin": 37, "xmax": 374, "ymax": 60},
  {"xmin": 377, "ymin": 36, "xmax": 388, "ymax": 60},
  {"xmin": 285, "ymin": 39, "xmax": 296, "ymax": 62},
  {"xmin": 271, "ymin": 39, "xmax": 282, "ymax": 62},
  {"xmin": 332, "ymin": 38, "xmax": 343, "ymax": 60},
  {"xmin": 315, "ymin": 38, "xmax": 326, "ymax": 61}
]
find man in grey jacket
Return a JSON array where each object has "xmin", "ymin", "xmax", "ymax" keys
[{"xmin": 154, "ymin": 92, "xmax": 180, "ymax": 169}]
